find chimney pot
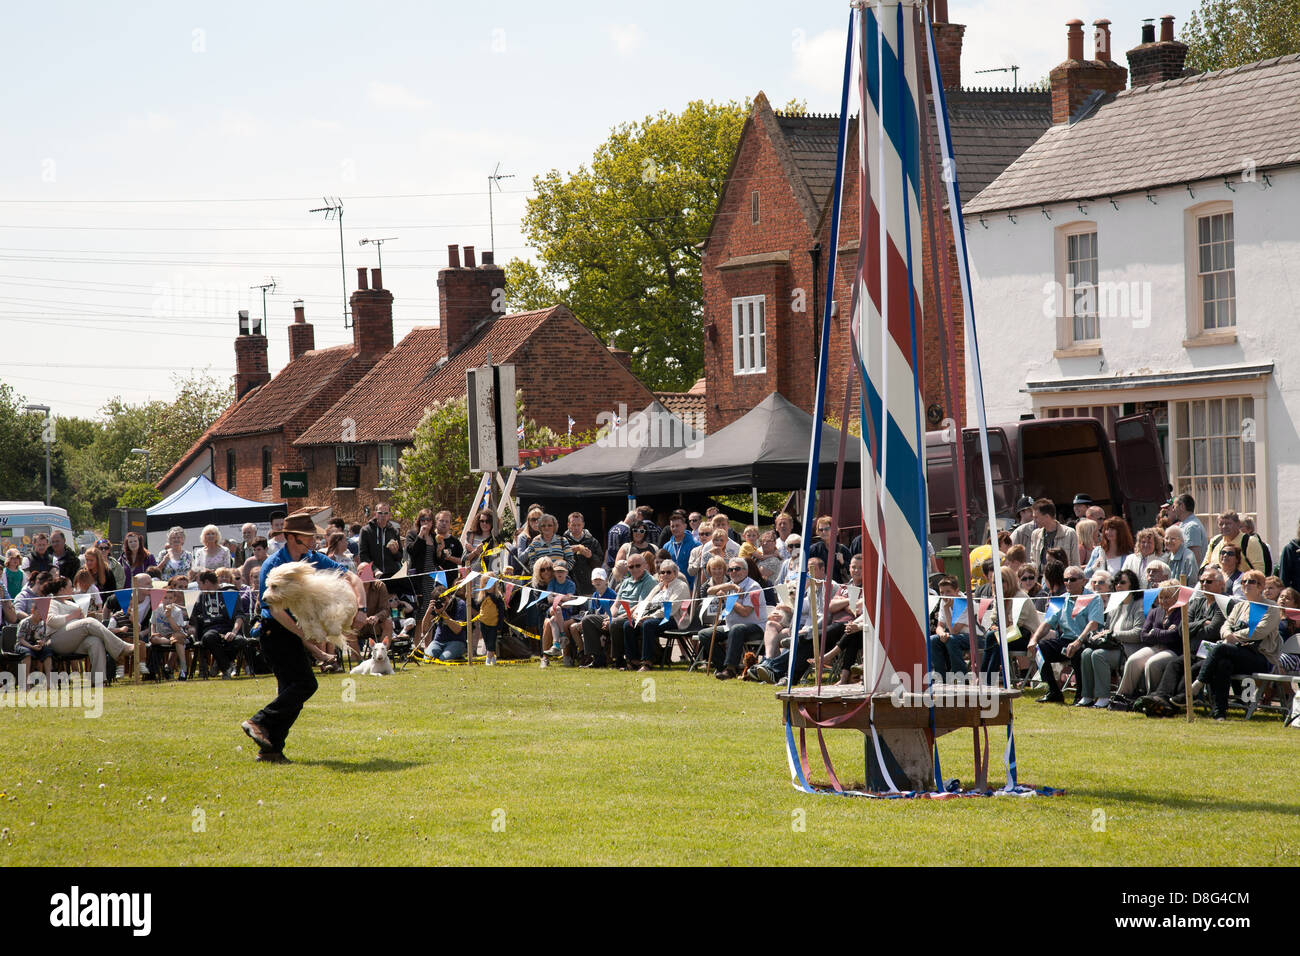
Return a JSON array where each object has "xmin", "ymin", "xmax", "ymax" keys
[
  {"xmin": 481, "ymin": 250, "xmax": 494, "ymax": 265},
  {"xmin": 1160, "ymin": 15, "xmax": 1175, "ymax": 43},
  {"xmin": 464, "ymin": 245, "xmax": 476, "ymax": 268},
  {"xmin": 1141, "ymin": 18, "xmax": 1155, "ymax": 44},
  {"xmin": 238, "ymin": 309, "xmax": 250, "ymax": 334},
  {"xmin": 356, "ymin": 267, "xmax": 369, "ymax": 291},
  {"xmin": 1094, "ymin": 19, "xmax": 1113, "ymax": 62},
  {"xmin": 371, "ymin": 267, "xmax": 382, "ymax": 290},
  {"xmin": 447, "ymin": 244, "xmax": 461, "ymax": 269},
  {"xmin": 1066, "ymin": 19, "xmax": 1084, "ymax": 61},
  {"xmin": 293, "ymin": 299, "xmax": 305, "ymax": 323}
]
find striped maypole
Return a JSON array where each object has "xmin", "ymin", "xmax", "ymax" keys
[{"xmin": 858, "ymin": 0, "xmax": 929, "ymax": 703}]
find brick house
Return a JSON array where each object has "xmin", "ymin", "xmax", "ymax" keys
[
  {"xmin": 292, "ymin": 245, "xmax": 657, "ymax": 521},
  {"xmin": 701, "ymin": 0, "xmax": 1052, "ymax": 431},
  {"xmin": 155, "ymin": 294, "xmax": 388, "ymax": 509}
]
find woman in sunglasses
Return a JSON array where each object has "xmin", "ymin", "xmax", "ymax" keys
[
  {"xmin": 1218, "ymin": 546, "xmax": 1244, "ymax": 597},
  {"xmin": 614, "ymin": 523, "xmax": 657, "ymax": 568},
  {"xmin": 462, "ymin": 509, "xmax": 502, "ymax": 571}
]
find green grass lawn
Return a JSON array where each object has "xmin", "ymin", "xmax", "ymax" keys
[{"xmin": 0, "ymin": 663, "xmax": 1295, "ymax": 866}]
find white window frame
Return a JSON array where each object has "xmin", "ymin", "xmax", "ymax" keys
[
  {"xmin": 1053, "ymin": 221, "xmax": 1100, "ymax": 354},
  {"xmin": 731, "ymin": 295, "xmax": 766, "ymax": 375},
  {"xmin": 1170, "ymin": 395, "xmax": 1256, "ymax": 530},
  {"xmin": 376, "ymin": 443, "xmax": 398, "ymax": 490},
  {"xmin": 1184, "ymin": 200, "xmax": 1236, "ymax": 345}
]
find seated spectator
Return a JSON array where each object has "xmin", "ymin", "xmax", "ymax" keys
[
  {"xmin": 1162, "ymin": 526, "xmax": 1197, "ymax": 585},
  {"xmin": 351, "ymin": 566, "xmax": 393, "ymax": 658},
  {"xmin": 711, "ymin": 558, "xmax": 767, "ymax": 681},
  {"xmin": 606, "ymin": 554, "xmax": 657, "ymax": 669},
  {"xmin": 81, "ymin": 544, "xmax": 121, "ymax": 597},
  {"xmin": 1263, "ymin": 575, "xmax": 1284, "ymax": 604},
  {"xmin": 21, "ymin": 533, "xmax": 54, "ymax": 575},
  {"xmin": 562, "ymin": 512, "xmax": 604, "ymax": 595},
  {"xmin": 761, "ymin": 556, "xmax": 828, "ymax": 659},
  {"xmin": 980, "ymin": 565, "xmax": 1042, "ymax": 683},
  {"xmin": 808, "ymin": 515, "xmax": 850, "ymax": 583},
  {"xmin": 575, "ymin": 567, "xmax": 620, "ymax": 669},
  {"xmin": 763, "ymin": 555, "xmax": 863, "ymax": 686},
  {"xmin": 1137, "ymin": 567, "xmax": 1230, "ymax": 713},
  {"xmin": 46, "ymin": 530, "xmax": 81, "ymax": 580},
  {"xmin": 515, "ymin": 507, "xmax": 543, "ymax": 552},
  {"xmin": 773, "ymin": 512, "xmax": 796, "ymax": 560},
  {"xmin": 146, "ymin": 576, "xmax": 192, "ymax": 680},
  {"xmin": 691, "ymin": 556, "xmax": 731, "ymax": 662},
  {"xmin": 1026, "ymin": 566, "xmax": 1103, "ymax": 703},
  {"xmin": 1004, "ymin": 545, "xmax": 1028, "ymax": 579},
  {"xmin": 1087, "ymin": 569, "xmax": 1113, "ymax": 594},
  {"xmin": 418, "ymin": 583, "xmax": 468, "ymax": 661},
  {"xmin": 629, "ymin": 560, "xmax": 692, "ymax": 671},
  {"xmin": 120, "ymin": 531, "xmax": 154, "ymax": 579},
  {"xmin": 1192, "ymin": 570, "xmax": 1282, "ymax": 720},
  {"xmin": 1044, "ymin": 547, "xmax": 1070, "ymax": 572},
  {"xmin": 519, "ymin": 557, "xmax": 555, "ymax": 640},
  {"xmin": 1275, "ymin": 588, "xmax": 1300, "ymax": 674},
  {"xmin": 1123, "ymin": 527, "xmax": 1164, "ymax": 583},
  {"xmin": 1085, "ymin": 516, "xmax": 1133, "ymax": 576},
  {"xmin": 158, "ymin": 527, "xmax": 193, "ymax": 580},
  {"xmin": 1042, "ymin": 560, "xmax": 1067, "ymax": 596},
  {"xmin": 193, "ymin": 524, "xmax": 233, "ymax": 571},
  {"xmin": 757, "ymin": 532, "xmax": 782, "ymax": 586},
  {"xmin": 14, "ymin": 570, "xmax": 54, "ymax": 618},
  {"xmin": 1113, "ymin": 583, "xmax": 1182, "ymax": 705},
  {"xmin": 929, "ymin": 575, "xmax": 976, "ymax": 681},
  {"xmin": 1016, "ymin": 561, "xmax": 1041, "ymax": 597},
  {"xmin": 1074, "ymin": 518, "xmax": 1099, "ymax": 568},
  {"xmin": 613, "ymin": 522, "xmax": 657, "ymax": 568},
  {"xmin": 773, "ymin": 535, "xmax": 803, "ymax": 587},
  {"xmin": 520, "ymin": 514, "xmax": 574, "ymax": 573},
  {"xmin": 42, "ymin": 576, "xmax": 135, "ymax": 682},
  {"xmin": 71, "ymin": 569, "xmax": 103, "ymax": 615},
  {"xmin": 3, "ymin": 548, "xmax": 25, "ymax": 605},
  {"xmin": 464, "ymin": 509, "xmax": 505, "ymax": 573},
  {"xmin": 325, "ymin": 532, "xmax": 355, "ymax": 571},
  {"xmin": 689, "ymin": 526, "xmax": 735, "ymax": 586},
  {"xmin": 741, "ymin": 524, "xmax": 761, "ymax": 552},
  {"xmin": 1144, "ymin": 560, "xmax": 1172, "ymax": 589},
  {"xmin": 1072, "ymin": 569, "xmax": 1141, "ymax": 708},
  {"xmin": 15, "ymin": 602, "xmax": 55, "ymax": 685},
  {"xmin": 540, "ymin": 560, "xmax": 579, "ymax": 664},
  {"xmin": 190, "ymin": 570, "xmax": 240, "ymax": 678}
]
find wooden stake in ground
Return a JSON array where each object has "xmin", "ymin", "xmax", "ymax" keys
[
  {"xmin": 131, "ymin": 586, "xmax": 141, "ymax": 685},
  {"xmin": 1180, "ymin": 575, "xmax": 1194, "ymax": 722}
]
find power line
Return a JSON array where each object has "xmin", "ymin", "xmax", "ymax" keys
[{"xmin": 0, "ymin": 188, "xmax": 536, "ymax": 204}]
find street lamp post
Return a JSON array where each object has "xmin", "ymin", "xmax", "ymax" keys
[
  {"xmin": 131, "ymin": 448, "xmax": 151, "ymax": 485},
  {"xmin": 23, "ymin": 404, "xmax": 51, "ymax": 505}
]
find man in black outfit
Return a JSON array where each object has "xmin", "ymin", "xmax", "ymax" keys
[
  {"xmin": 240, "ymin": 510, "xmax": 367, "ymax": 764},
  {"xmin": 359, "ymin": 503, "xmax": 407, "ymax": 598}
]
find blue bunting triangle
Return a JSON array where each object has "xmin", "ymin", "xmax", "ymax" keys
[
  {"xmin": 1247, "ymin": 600, "xmax": 1267, "ymax": 636},
  {"xmin": 221, "ymin": 590, "xmax": 238, "ymax": 616},
  {"xmin": 1142, "ymin": 589, "xmax": 1157, "ymax": 616}
]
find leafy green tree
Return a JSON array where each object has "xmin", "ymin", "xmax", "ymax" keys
[
  {"xmin": 1183, "ymin": 0, "xmax": 1300, "ymax": 72},
  {"xmin": 0, "ymin": 382, "xmax": 63, "ymax": 505},
  {"xmin": 507, "ymin": 99, "xmax": 751, "ymax": 391},
  {"xmin": 117, "ymin": 483, "xmax": 163, "ymax": 510}
]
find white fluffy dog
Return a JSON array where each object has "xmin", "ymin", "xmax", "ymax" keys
[
  {"xmin": 350, "ymin": 642, "xmax": 393, "ymax": 676},
  {"xmin": 262, "ymin": 561, "xmax": 357, "ymax": 654}
]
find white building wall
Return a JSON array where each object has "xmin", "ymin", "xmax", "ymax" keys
[{"xmin": 964, "ymin": 165, "xmax": 1300, "ymax": 546}]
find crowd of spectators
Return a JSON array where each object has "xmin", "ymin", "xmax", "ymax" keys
[{"xmin": 2, "ymin": 491, "xmax": 1296, "ymax": 725}]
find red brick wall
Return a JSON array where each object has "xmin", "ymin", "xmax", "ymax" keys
[
  {"xmin": 702, "ymin": 112, "xmax": 820, "ymax": 430},
  {"xmin": 437, "ymin": 261, "xmax": 507, "ymax": 357},
  {"xmin": 300, "ymin": 448, "xmax": 393, "ymax": 525},
  {"xmin": 1050, "ymin": 60, "xmax": 1127, "ymax": 124},
  {"xmin": 512, "ymin": 312, "xmax": 657, "ymax": 434},
  {"xmin": 233, "ymin": 335, "xmax": 269, "ymax": 399}
]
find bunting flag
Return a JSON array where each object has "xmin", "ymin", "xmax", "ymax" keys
[
  {"xmin": 220, "ymin": 591, "xmax": 239, "ymax": 617},
  {"xmin": 976, "ymin": 598, "xmax": 993, "ymax": 619},
  {"xmin": 951, "ymin": 597, "xmax": 967, "ymax": 622},
  {"xmin": 433, "ymin": 570, "xmax": 447, "ymax": 589},
  {"xmin": 1074, "ymin": 593, "xmax": 1097, "ymax": 609},
  {"xmin": 503, "ymin": 581, "xmax": 514, "ymax": 604},
  {"xmin": 463, "ymin": 570, "xmax": 479, "ymax": 586},
  {"xmin": 928, "ymin": 593, "xmax": 941, "ymax": 614},
  {"xmin": 516, "ymin": 423, "xmax": 526, "ymax": 441},
  {"xmin": 1211, "ymin": 592, "xmax": 1232, "ymax": 615},
  {"xmin": 563, "ymin": 596, "xmax": 587, "ymax": 607},
  {"xmin": 1047, "ymin": 596, "xmax": 1065, "ymax": 618},
  {"xmin": 1106, "ymin": 591, "xmax": 1128, "ymax": 615},
  {"xmin": 699, "ymin": 596, "xmax": 715, "ymax": 617},
  {"xmin": 183, "ymin": 590, "xmax": 200, "ymax": 613},
  {"xmin": 1247, "ymin": 600, "xmax": 1268, "ymax": 636},
  {"xmin": 150, "ymin": 588, "xmax": 166, "ymax": 612},
  {"xmin": 1009, "ymin": 597, "xmax": 1027, "ymax": 624},
  {"xmin": 663, "ymin": 601, "xmax": 673, "ymax": 622},
  {"xmin": 113, "ymin": 587, "xmax": 134, "ymax": 611},
  {"xmin": 723, "ymin": 594, "xmax": 739, "ymax": 616},
  {"xmin": 72, "ymin": 593, "xmax": 92, "ymax": 613},
  {"xmin": 567, "ymin": 415, "xmax": 575, "ymax": 436},
  {"xmin": 619, "ymin": 599, "xmax": 633, "ymax": 619},
  {"xmin": 358, "ymin": 564, "xmax": 375, "ymax": 582},
  {"xmin": 1173, "ymin": 586, "xmax": 1195, "ymax": 609},
  {"xmin": 1284, "ymin": 607, "xmax": 1300, "ymax": 623},
  {"xmin": 516, "ymin": 586, "xmax": 531, "ymax": 610},
  {"xmin": 775, "ymin": 582, "xmax": 793, "ymax": 608},
  {"xmin": 33, "ymin": 595, "xmax": 51, "ymax": 619},
  {"xmin": 1142, "ymin": 589, "xmax": 1158, "ymax": 616},
  {"xmin": 846, "ymin": 583, "xmax": 862, "ymax": 609}
]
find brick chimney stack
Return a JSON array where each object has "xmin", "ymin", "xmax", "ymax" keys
[
  {"xmin": 287, "ymin": 298, "xmax": 315, "ymax": 361},
  {"xmin": 1127, "ymin": 15, "xmax": 1188, "ymax": 88},
  {"xmin": 1050, "ymin": 18, "xmax": 1128, "ymax": 125},
  {"xmin": 927, "ymin": 0, "xmax": 965, "ymax": 92},
  {"xmin": 234, "ymin": 309, "xmax": 270, "ymax": 399},
  {"xmin": 437, "ymin": 242, "xmax": 507, "ymax": 358},
  {"xmin": 350, "ymin": 268, "xmax": 393, "ymax": 361}
]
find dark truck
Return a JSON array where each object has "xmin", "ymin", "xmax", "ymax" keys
[{"xmin": 924, "ymin": 414, "xmax": 1168, "ymax": 548}]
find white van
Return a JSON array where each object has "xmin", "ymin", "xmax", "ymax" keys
[{"xmin": 0, "ymin": 502, "xmax": 75, "ymax": 554}]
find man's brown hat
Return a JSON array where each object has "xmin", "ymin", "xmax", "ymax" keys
[{"xmin": 282, "ymin": 509, "xmax": 319, "ymax": 538}]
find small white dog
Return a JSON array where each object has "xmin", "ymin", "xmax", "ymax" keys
[
  {"xmin": 351, "ymin": 642, "xmax": 394, "ymax": 676},
  {"xmin": 262, "ymin": 561, "xmax": 357, "ymax": 654}
]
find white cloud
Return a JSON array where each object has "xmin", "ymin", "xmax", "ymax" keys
[
  {"xmin": 126, "ymin": 112, "xmax": 175, "ymax": 133},
  {"xmin": 790, "ymin": 28, "xmax": 845, "ymax": 95},
  {"xmin": 367, "ymin": 80, "xmax": 431, "ymax": 112},
  {"xmin": 219, "ymin": 109, "xmax": 258, "ymax": 138},
  {"xmin": 609, "ymin": 24, "xmax": 645, "ymax": 56}
]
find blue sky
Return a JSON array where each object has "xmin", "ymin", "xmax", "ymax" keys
[{"xmin": 0, "ymin": 0, "xmax": 1197, "ymax": 416}]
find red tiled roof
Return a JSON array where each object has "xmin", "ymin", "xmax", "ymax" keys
[
  {"xmin": 209, "ymin": 344, "xmax": 362, "ymax": 439},
  {"xmin": 295, "ymin": 308, "xmax": 560, "ymax": 446},
  {"xmin": 687, "ymin": 377, "xmax": 706, "ymax": 395},
  {"xmin": 654, "ymin": 391, "xmax": 708, "ymax": 434},
  {"xmin": 154, "ymin": 384, "xmax": 262, "ymax": 490}
]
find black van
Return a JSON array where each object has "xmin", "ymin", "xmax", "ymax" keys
[{"xmin": 924, "ymin": 414, "xmax": 1168, "ymax": 547}]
